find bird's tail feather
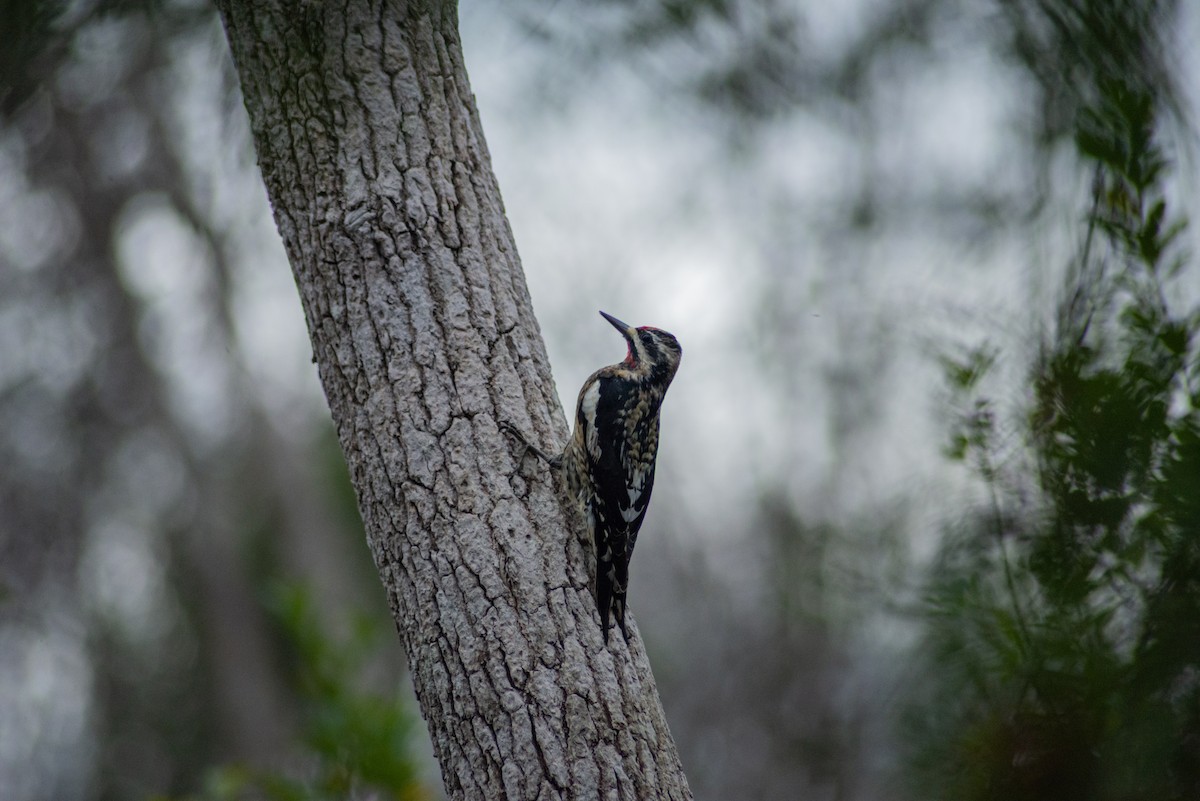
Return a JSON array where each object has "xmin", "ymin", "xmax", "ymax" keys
[
  {"xmin": 597, "ymin": 574, "xmax": 613, "ymax": 642},
  {"xmin": 612, "ymin": 592, "xmax": 628, "ymax": 641}
]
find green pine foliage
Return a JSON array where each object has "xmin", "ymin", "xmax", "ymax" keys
[{"xmin": 905, "ymin": 4, "xmax": 1199, "ymax": 799}]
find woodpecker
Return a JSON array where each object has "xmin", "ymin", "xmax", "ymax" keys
[{"xmin": 503, "ymin": 311, "xmax": 682, "ymax": 642}]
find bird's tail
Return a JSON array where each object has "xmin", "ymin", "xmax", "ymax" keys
[
  {"xmin": 596, "ymin": 560, "xmax": 630, "ymax": 643},
  {"xmin": 596, "ymin": 563, "xmax": 613, "ymax": 642},
  {"xmin": 612, "ymin": 589, "xmax": 629, "ymax": 641}
]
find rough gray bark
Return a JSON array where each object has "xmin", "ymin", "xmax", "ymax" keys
[{"xmin": 215, "ymin": 2, "xmax": 692, "ymax": 799}]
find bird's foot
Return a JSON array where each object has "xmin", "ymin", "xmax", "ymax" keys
[{"xmin": 498, "ymin": 420, "xmax": 555, "ymax": 465}]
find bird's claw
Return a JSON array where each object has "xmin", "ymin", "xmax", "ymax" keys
[{"xmin": 498, "ymin": 419, "xmax": 550, "ymax": 464}]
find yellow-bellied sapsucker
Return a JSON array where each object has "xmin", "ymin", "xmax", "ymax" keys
[{"xmin": 504, "ymin": 311, "xmax": 682, "ymax": 642}]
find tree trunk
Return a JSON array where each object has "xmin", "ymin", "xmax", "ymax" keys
[{"xmin": 215, "ymin": 2, "xmax": 692, "ymax": 799}]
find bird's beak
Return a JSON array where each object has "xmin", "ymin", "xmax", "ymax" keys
[
  {"xmin": 599, "ymin": 310, "xmax": 634, "ymax": 338},
  {"xmin": 600, "ymin": 310, "xmax": 638, "ymax": 364}
]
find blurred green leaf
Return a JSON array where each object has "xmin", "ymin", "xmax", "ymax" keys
[{"xmin": 173, "ymin": 582, "xmax": 426, "ymax": 801}]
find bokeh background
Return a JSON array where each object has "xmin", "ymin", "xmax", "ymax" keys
[{"xmin": 2, "ymin": 1, "xmax": 1199, "ymax": 799}]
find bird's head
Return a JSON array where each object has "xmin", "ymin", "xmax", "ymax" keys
[{"xmin": 600, "ymin": 310, "xmax": 682, "ymax": 385}]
